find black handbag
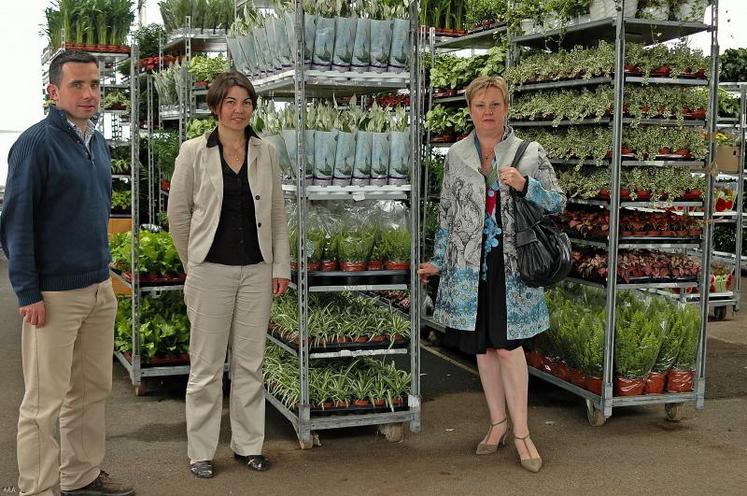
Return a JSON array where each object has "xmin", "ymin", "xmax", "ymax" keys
[{"xmin": 509, "ymin": 140, "xmax": 572, "ymax": 288}]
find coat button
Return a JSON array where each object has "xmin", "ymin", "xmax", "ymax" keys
[
  {"xmin": 255, "ymin": 195, "xmax": 260, "ymax": 200},
  {"xmin": 258, "ymin": 222, "xmax": 262, "ymax": 228}
]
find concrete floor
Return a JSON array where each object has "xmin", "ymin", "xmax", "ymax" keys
[{"xmin": 0, "ymin": 259, "xmax": 746, "ymax": 496}]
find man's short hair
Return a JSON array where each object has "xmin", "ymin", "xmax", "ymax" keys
[
  {"xmin": 206, "ymin": 71, "xmax": 258, "ymax": 116},
  {"xmin": 49, "ymin": 50, "xmax": 98, "ymax": 86}
]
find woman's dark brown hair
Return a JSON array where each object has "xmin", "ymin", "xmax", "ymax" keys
[{"xmin": 206, "ymin": 71, "xmax": 258, "ymax": 116}]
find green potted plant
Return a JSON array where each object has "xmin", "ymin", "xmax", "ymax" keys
[
  {"xmin": 337, "ymin": 227, "xmax": 376, "ymax": 271},
  {"xmin": 381, "ymin": 227, "xmax": 411, "ymax": 270},
  {"xmin": 667, "ymin": 304, "xmax": 700, "ymax": 392},
  {"xmin": 614, "ymin": 307, "xmax": 664, "ymax": 396}
]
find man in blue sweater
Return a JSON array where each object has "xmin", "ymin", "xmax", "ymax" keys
[{"xmin": 0, "ymin": 51, "xmax": 134, "ymax": 496}]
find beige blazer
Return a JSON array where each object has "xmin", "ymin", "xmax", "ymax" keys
[{"xmin": 167, "ymin": 131, "xmax": 291, "ymax": 279}]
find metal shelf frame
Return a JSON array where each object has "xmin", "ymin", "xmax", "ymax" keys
[
  {"xmin": 520, "ymin": 3, "xmax": 718, "ymax": 421},
  {"xmin": 236, "ymin": 0, "xmax": 422, "ymax": 448},
  {"xmin": 513, "ymin": 75, "xmax": 708, "ymax": 93}
]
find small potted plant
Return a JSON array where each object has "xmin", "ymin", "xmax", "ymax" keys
[{"xmin": 666, "ymin": 305, "xmax": 700, "ymax": 392}]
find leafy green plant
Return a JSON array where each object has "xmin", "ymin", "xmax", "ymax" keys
[
  {"xmin": 188, "ymin": 54, "xmax": 229, "ymax": 83},
  {"xmin": 720, "ymin": 48, "xmax": 747, "ymax": 82},
  {"xmin": 111, "ymin": 189, "xmax": 131, "ymax": 211},
  {"xmin": 465, "ymin": 0, "xmax": 508, "ymax": 28},
  {"xmin": 132, "ymin": 23, "xmax": 165, "ymax": 57},
  {"xmin": 150, "ymin": 131, "xmax": 181, "ymax": 179},
  {"xmin": 380, "ymin": 228, "xmax": 411, "ymax": 264},
  {"xmin": 103, "ymin": 90, "xmax": 129, "ymax": 111},
  {"xmin": 110, "ymin": 230, "xmax": 184, "ymax": 275},
  {"xmin": 674, "ymin": 304, "xmax": 701, "ymax": 370},
  {"xmin": 337, "ymin": 228, "xmax": 376, "ymax": 263},
  {"xmin": 186, "ymin": 117, "xmax": 217, "ymax": 139}
]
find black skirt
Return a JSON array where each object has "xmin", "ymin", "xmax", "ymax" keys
[{"xmin": 443, "ymin": 212, "xmax": 526, "ymax": 354}]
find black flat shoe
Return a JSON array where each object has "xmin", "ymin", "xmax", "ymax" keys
[
  {"xmin": 190, "ymin": 460, "xmax": 214, "ymax": 478},
  {"xmin": 234, "ymin": 453, "xmax": 271, "ymax": 471}
]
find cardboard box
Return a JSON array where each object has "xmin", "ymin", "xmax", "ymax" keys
[
  {"xmin": 715, "ymin": 145, "xmax": 741, "ymax": 173},
  {"xmin": 108, "ymin": 217, "xmax": 132, "ymax": 296}
]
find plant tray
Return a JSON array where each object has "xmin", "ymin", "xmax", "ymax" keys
[
  {"xmin": 268, "ymin": 328, "xmax": 408, "ymax": 354},
  {"xmin": 121, "ymin": 351, "xmax": 190, "ymax": 367},
  {"xmin": 309, "ymin": 397, "xmax": 409, "ymax": 417},
  {"xmin": 112, "ymin": 267, "xmax": 186, "ymax": 285},
  {"xmin": 291, "ymin": 270, "xmax": 408, "ymax": 286}
]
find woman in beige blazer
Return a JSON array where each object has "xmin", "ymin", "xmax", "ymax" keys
[{"xmin": 167, "ymin": 71, "xmax": 290, "ymax": 478}]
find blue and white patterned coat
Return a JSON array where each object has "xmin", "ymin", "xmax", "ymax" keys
[{"xmin": 430, "ymin": 129, "xmax": 566, "ymax": 340}]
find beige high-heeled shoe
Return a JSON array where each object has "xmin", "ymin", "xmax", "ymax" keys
[
  {"xmin": 475, "ymin": 418, "xmax": 510, "ymax": 455},
  {"xmin": 514, "ymin": 433, "xmax": 543, "ymax": 473}
]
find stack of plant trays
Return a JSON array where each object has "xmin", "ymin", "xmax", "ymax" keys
[
  {"xmin": 507, "ymin": 0, "xmax": 718, "ymax": 425},
  {"xmin": 704, "ymin": 82, "xmax": 747, "ymax": 319},
  {"xmin": 229, "ymin": 0, "xmax": 422, "ymax": 449}
]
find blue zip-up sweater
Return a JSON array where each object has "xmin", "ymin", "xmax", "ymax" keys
[{"xmin": 0, "ymin": 106, "xmax": 112, "ymax": 306}]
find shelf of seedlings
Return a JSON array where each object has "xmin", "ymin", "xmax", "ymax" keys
[
  {"xmin": 228, "ymin": 0, "xmax": 422, "ymax": 448},
  {"xmin": 505, "ymin": 3, "xmax": 720, "ymax": 424}
]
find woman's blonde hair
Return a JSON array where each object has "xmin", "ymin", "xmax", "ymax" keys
[{"xmin": 465, "ymin": 75, "xmax": 509, "ymax": 107}]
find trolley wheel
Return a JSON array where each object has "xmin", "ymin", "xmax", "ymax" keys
[
  {"xmin": 380, "ymin": 423, "xmax": 405, "ymax": 443},
  {"xmin": 298, "ymin": 432, "xmax": 320, "ymax": 450},
  {"xmin": 134, "ymin": 383, "xmax": 147, "ymax": 396},
  {"xmin": 665, "ymin": 403, "xmax": 684, "ymax": 422},
  {"xmin": 585, "ymin": 400, "xmax": 606, "ymax": 427},
  {"xmin": 713, "ymin": 306, "xmax": 727, "ymax": 321}
]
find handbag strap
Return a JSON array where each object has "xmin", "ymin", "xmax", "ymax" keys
[{"xmin": 511, "ymin": 140, "xmax": 531, "ymax": 169}]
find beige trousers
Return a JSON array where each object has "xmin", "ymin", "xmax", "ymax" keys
[
  {"xmin": 184, "ymin": 261, "xmax": 272, "ymax": 462},
  {"xmin": 17, "ymin": 279, "xmax": 117, "ymax": 496}
]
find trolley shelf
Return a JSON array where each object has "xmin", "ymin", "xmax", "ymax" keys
[
  {"xmin": 282, "ymin": 184, "xmax": 411, "ymax": 200},
  {"xmin": 511, "ymin": 117, "xmax": 706, "ymax": 127},
  {"xmin": 252, "ymin": 69, "xmax": 410, "ymax": 98},
  {"xmin": 266, "ymin": 333, "xmax": 409, "ymax": 359},
  {"xmin": 567, "ymin": 198, "xmax": 704, "ymax": 209},
  {"xmin": 569, "ymin": 237, "xmax": 701, "ymax": 250},
  {"xmin": 514, "ymin": 76, "xmax": 708, "ymax": 93},
  {"xmin": 435, "ymin": 24, "xmax": 508, "ymax": 49},
  {"xmin": 550, "ymin": 159, "xmax": 706, "ymax": 168},
  {"xmin": 565, "ymin": 276, "xmax": 699, "ymax": 290}
]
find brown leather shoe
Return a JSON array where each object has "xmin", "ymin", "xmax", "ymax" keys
[{"xmin": 61, "ymin": 471, "xmax": 135, "ymax": 496}]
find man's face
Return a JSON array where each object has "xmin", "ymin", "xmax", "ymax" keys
[{"xmin": 47, "ymin": 62, "xmax": 100, "ymax": 125}]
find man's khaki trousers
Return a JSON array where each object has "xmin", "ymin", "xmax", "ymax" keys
[
  {"xmin": 184, "ymin": 262, "xmax": 272, "ymax": 462},
  {"xmin": 17, "ymin": 279, "xmax": 117, "ymax": 496}
]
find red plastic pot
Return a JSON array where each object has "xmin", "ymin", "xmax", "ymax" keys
[
  {"xmin": 526, "ymin": 351, "xmax": 543, "ymax": 369},
  {"xmin": 614, "ymin": 376, "xmax": 646, "ymax": 396},
  {"xmin": 585, "ymin": 375, "xmax": 603, "ymax": 395},
  {"xmin": 569, "ymin": 368, "xmax": 586, "ymax": 388},
  {"xmin": 307, "ymin": 262, "xmax": 322, "ymax": 272},
  {"xmin": 644, "ymin": 371, "xmax": 666, "ymax": 394},
  {"xmin": 666, "ymin": 369, "xmax": 695, "ymax": 392},
  {"xmin": 367, "ymin": 260, "xmax": 383, "ymax": 271},
  {"xmin": 321, "ymin": 260, "xmax": 338, "ymax": 272},
  {"xmin": 339, "ymin": 261, "xmax": 366, "ymax": 272},
  {"xmin": 384, "ymin": 261, "xmax": 410, "ymax": 271}
]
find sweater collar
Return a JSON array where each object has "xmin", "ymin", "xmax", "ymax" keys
[
  {"xmin": 47, "ymin": 105, "xmax": 99, "ymax": 131},
  {"xmin": 206, "ymin": 125, "xmax": 261, "ymax": 148}
]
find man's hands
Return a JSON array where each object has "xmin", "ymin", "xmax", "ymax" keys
[
  {"xmin": 273, "ymin": 278, "xmax": 290, "ymax": 296},
  {"xmin": 20, "ymin": 301, "xmax": 46, "ymax": 327},
  {"xmin": 417, "ymin": 262, "xmax": 440, "ymax": 283}
]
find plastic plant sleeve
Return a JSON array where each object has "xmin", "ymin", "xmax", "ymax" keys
[
  {"xmin": 284, "ymin": 12, "xmax": 297, "ymax": 61},
  {"xmin": 263, "ymin": 20, "xmax": 281, "ymax": 70},
  {"xmin": 331, "ymin": 16, "xmax": 357, "ymax": 71},
  {"xmin": 250, "ymin": 27, "xmax": 269, "ymax": 74},
  {"xmin": 369, "ymin": 19, "xmax": 393, "ymax": 73},
  {"xmin": 274, "ymin": 15, "xmax": 292, "ymax": 68},
  {"xmin": 333, "ymin": 131, "xmax": 356, "ymax": 186},
  {"xmin": 264, "ymin": 134, "xmax": 295, "ymax": 178},
  {"xmin": 388, "ymin": 18, "xmax": 409, "ymax": 73},
  {"xmin": 312, "ymin": 16, "xmax": 336, "ymax": 70},
  {"xmin": 652, "ymin": 314, "xmax": 684, "ymax": 374},
  {"xmin": 257, "ymin": 26, "xmax": 276, "ymax": 72},
  {"xmin": 387, "ymin": 130, "xmax": 410, "ymax": 185},
  {"xmin": 351, "ymin": 18, "xmax": 371, "ymax": 73},
  {"xmin": 304, "ymin": 13, "xmax": 317, "ymax": 66},
  {"xmin": 281, "ymin": 129, "xmax": 298, "ymax": 176},
  {"xmin": 227, "ymin": 36, "xmax": 248, "ymax": 75},
  {"xmin": 314, "ymin": 130, "xmax": 338, "ymax": 186},
  {"xmin": 352, "ymin": 130, "xmax": 373, "ymax": 185},
  {"xmin": 370, "ymin": 131, "xmax": 391, "ymax": 186},
  {"xmin": 304, "ymin": 129, "xmax": 316, "ymax": 180},
  {"xmin": 238, "ymin": 33, "xmax": 259, "ymax": 77},
  {"xmin": 675, "ymin": 0, "xmax": 708, "ymax": 21}
]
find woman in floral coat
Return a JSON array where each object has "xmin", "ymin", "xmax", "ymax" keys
[{"xmin": 418, "ymin": 75, "xmax": 566, "ymax": 473}]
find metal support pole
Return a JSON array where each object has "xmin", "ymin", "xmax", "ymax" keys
[
  {"xmin": 147, "ymin": 73, "xmax": 155, "ymax": 222},
  {"xmin": 293, "ymin": 0, "xmax": 311, "ymax": 447},
  {"xmin": 696, "ymin": 0, "xmax": 720, "ymax": 410},
  {"xmin": 602, "ymin": 2, "xmax": 627, "ymax": 418},
  {"xmin": 409, "ymin": 0, "xmax": 422, "ymax": 433},
  {"xmin": 733, "ymin": 84, "xmax": 746, "ymax": 310},
  {"xmin": 130, "ymin": 42, "xmax": 142, "ymax": 387}
]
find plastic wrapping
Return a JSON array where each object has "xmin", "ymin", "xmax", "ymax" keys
[
  {"xmin": 388, "ymin": 18, "xmax": 409, "ymax": 73},
  {"xmin": 674, "ymin": 0, "xmax": 708, "ymax": 21},
  {"xmin": 666, "ymin": 368, "xmax": 694, "ymax": 392},
  {"xmin": 238, "ymin": 34, "xmax": 259, "ymax": 77},
  {"xmin": 639, "ymin": 5, "xmax": 670, "ymax": 21},
  {"xmin": 369, "ymin": 19, "xmax": 393, "ymax": 73},
  {"xmin": 337, "ymin": 204, "xmax": 376, "ymax": 271},
  {"xmin": 332, "ymin": 16, "xmax": 357, "ymax": 71},
  {"xmin": 287, "ymin": 201, "xmax": 298, "ymax": 271},
  {"xmin": 272, "ymin": 16, "xmax": 292, "ymax": 68},
  {"xmin": 284, "ymin": 12, "xmax": 297, "ymax": 59},
  {"xmin": 304, "ymin": 13, "xmax": 317, "ymax": 66},
  {"xmin": 304, "ymin": 129, "xmax": 316, "ymax": 180},
  {"xmin": 388, "ymin": 130, "xmax": 410, "ymax": 185},
  {"xmin": 305, "ymin": 206, "xmax": 328, "ymax": 272},
  {"xmin": 251, "ymin": 27, "xmax": 269, "ymax": 73},
  {"xmin": 319, "ymin": 204, "xmax": 343, "ymax": 271},
  {"xmin": 370, "ymin": 132, "xmax": 391, "ymax": 186},
  {"xmin": 353, "ymin": 130, "xmax": 373, "ymax": 185},
  {"xmin": 312, "ymin": 16, "xmax": 336, "ymax": 70},
  {"xmin": 351, "ymin": 18, "xmax": 371, "ymax": 72},
  {"xmin": 226, "ymin": 36, "xmax": 248, "ymax": 75},
  {"xmin": 263, "ymin": 134, "xmax": 293, "ymax": 178},
  {"xmin": 333, "ymin": 131, "xmax": 356, "ymax": 186},
  {"xmin": 263, "ymin": 19, "xmax": 281, "ymax": 70},
  {"xmin": 652, "ymin": 302, "xmax": 685, "ymax": 374},
  {"xmin": 313, "ymin": 130, "xmax": 338, "ymax": 186},
  {"xmin": 281, "ymin": 129, "xmax": 298, "ymax": 177},
  {"xmin": 378, "ymin": 201, "xmax": 411, "ymax": 269}
]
